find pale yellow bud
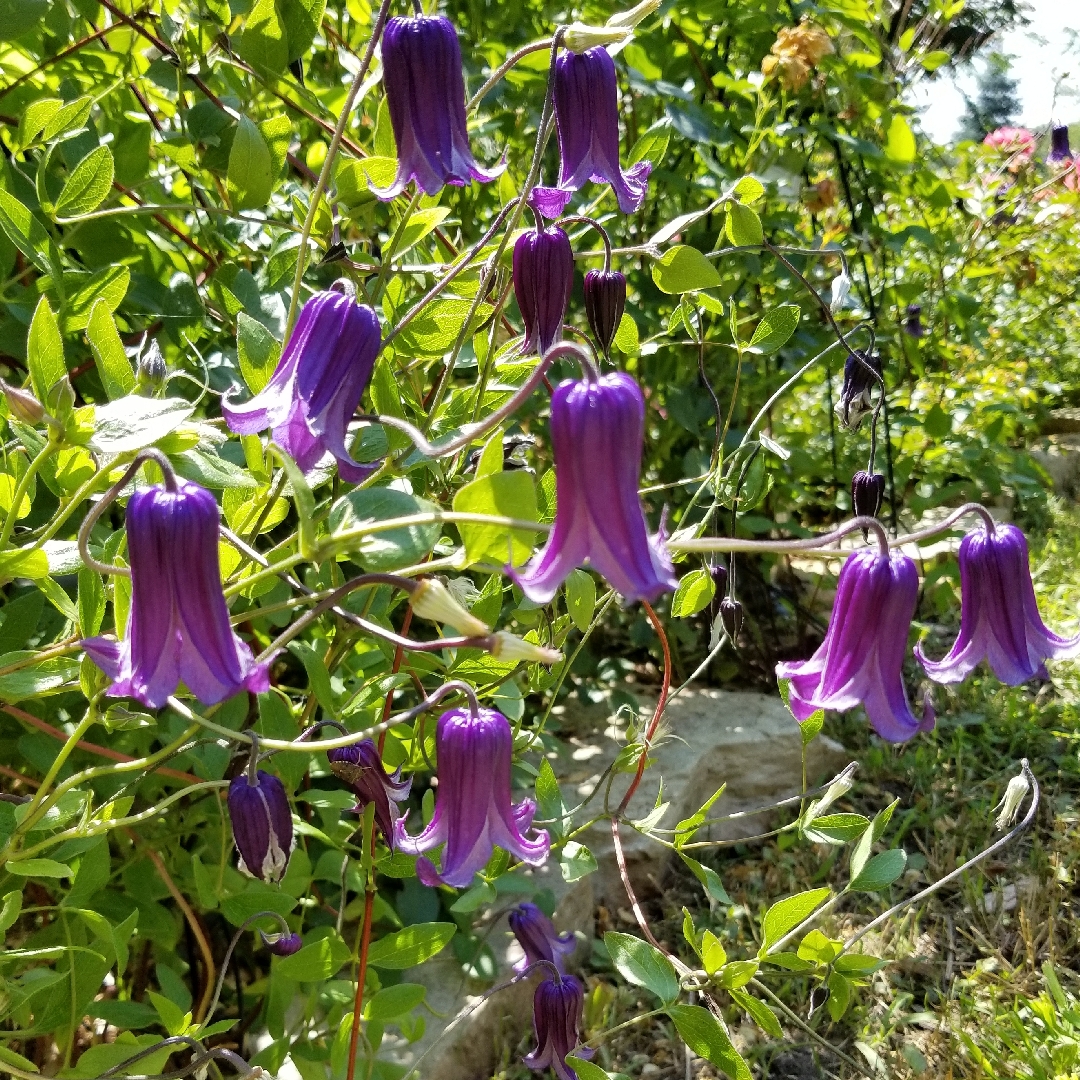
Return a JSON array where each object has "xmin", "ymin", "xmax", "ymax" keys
[
  {"xmin": 411, "ymin": 579, "xmax": 491, "ymax": 638},
  {"xmin": 993, "ymin": 769, "xmax": 1031, "ymax": 830},
  {"xmin": 489, "ymin": 631, "xmax": 563, "ymax": 666},
  {"xmin": 563, "ymin": 23, "xmax": 630, "ymax": 53},
  {"xmin": 606, "ymin": 0, "xmax": 661, "ymax": 30}
]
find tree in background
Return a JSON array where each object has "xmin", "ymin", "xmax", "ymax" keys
[{"xmin": 957, "ymin": 50, "xmax": 1022, "ymax": 140}]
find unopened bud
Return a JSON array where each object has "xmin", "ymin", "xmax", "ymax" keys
[
  {"xmin": 45, "ymin": 376, "xmax": 75, "ymax": 422},
  {"xmin": 851, "ymin": 470, "xmax": 885, "ymax": 520},
  {"xmin": 260, "ymin": 929, "xmax": 303, "ymax": 956},
  {"xmin": 606, "ymin": 0, "xmax": 661, "ymax": 30},
  {"xmin": 411, "ymin": 578, "xmax": 491, "ymax": 638},
  {"xmin": 584, "ymin": 269, "xmax": 626, "ymax": 355},
  {"xmin": 993, "ymin": 766, "xmax": 1031, "ymax": 830},
  {"xmin": 136, "ymin": 340, "xmax": 167, "ymax": 391},
  {"xmin": 708, "ymin": 563, "xmax": 728, "ymax": 594},
  {"xmin": 1, "ymin": 380, "xmax": 46, "ymax": 424},
  {"xmin": 719, "ymin": 596, "xmax": 743, "ymax": 640},
  {"xmin": 563, "ymin": 23, "xmax": 631, "ymax": 53},
  {"xmin": 489, "ymin": 631, "xmax": 562, "ymax": 666}
]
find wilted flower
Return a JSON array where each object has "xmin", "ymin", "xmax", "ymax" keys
[
  {"xmin": 489, "ymin": 631, "xmax": 563, "ymax": 665},
  {"xmin": 761, "ymin": 22, "xmax": 833, "ymax": 91},
  {"xmin": 223, "ymin": 290, "xmax": 382, "ymax": 482},
  {"xmin": 523, "ymin": 974, "xmax": 592, "ymax": 1080},
  {"xmin": 228, "ymin": 769, "xmax": 294, "ymax": 883},
  {"xmin": 776, "ymin": 549, "xmax": 934, "ymax": 743},
  {"xmin": 260, "ymin": 929, "xmax": 303, "ymax": 956},
  {"xmin": 803, "ymin": 177, "xmax": 837, "ymax": 213},
  {"xmin": 394, "ymin": 707, "xmax": 550, "ymax": 888},
  {"xmin": 835, "ymin": 350, "xmax": 882, "ymax": 430},
  {"xmin": 915, "ymin": 523, "xmax": 1080, "ymax": 685},
  {"xmin": 992, "ymin": 767, "xmax": 1031, "ymax": 830},
  {"xmin": 830, "ymin": 270, "xmax": 852, "ymax": 312},
  {"xmin": 411, "ymin": 578, "xmax": 491, "ymax": 637},
  {"xmin": 533, "ymin": 47, "xmax": 651, "ymax": 216},
  {"xmin": 327, "ymin": 739, "xmax": 412, "ymax": 844},
  {"xmin": 851, "ymin": 470, "xmax": 885, "ymax": 520},
  {"xmin": 509, "ymin": 902, "xmax": 577, "ymax": 974},
  {"xmin": 370, "ymin": 15, "xmax": 503, "ymax": 199},
  {"xmin": 514, "ymin": 223, "xmax": 575, "ymax": 356},
  {"xmin": 1047, "ymin": 124, "xmax": 1072, "ymax": 164},
  {"xmin": 583, "ymin": 269, "xmax": 626, "ymax": 355},
  {"xmin": 83, "ymin": 478, "xmax": 269, "ymax": 709},
  {"xmin": 511, "ymin": 373, "xmax": 677, "ymax": 604},
  {"xmin": 902, "ymin": 303, "xmax": 926, "ymax": 338}
]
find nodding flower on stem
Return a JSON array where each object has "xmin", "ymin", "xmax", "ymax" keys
[
  {"xmin": 228, "ymin": 741, "xmax": 294, "ymax": 884},
  {"xmin": 851, "ymin": 470, "xmax": 886, "ymax": 520},
  {"xmin": 513, "ymin": 222, "xmax": 575, "ymax": 356},
  {"xmin": 393, "ymin": 707, "xmax": 550, "ymax": 888},
  {"xmin": 222, "ymin": 289, "xmax": 382, "ymax": 483},
  {"xmin": 261, "ymin": 930, "xmax": 303, "ymax": 956},
  {"xmin": 902, "ymin": 303, "xmax": 926, "ymax": 339},
  {"xmin": 915, "ymin": 522, "xmax": 1080, "ymax": 686},
  {"xmin": 509, "ymin": 902, "xmax": 577, "ymax": 974},
  {"xmin": 777, "ymin": 547, "xmax": 935, "ymax": 743},
  {"xmin": 523, "ymin": 974, "xmax": 593, "ymax": 1080},
  {"xmin": 583, "ymin": 269, "xmax": 626, "ymax": 356},
  {"xmin": 511, "ymin": 372, "xmax": 677, "ymax": 604},
  {"xmin": 835, "ymin": 349, "xmax": 882, "ymax": 431},
  {"xmin": 326, "ymin": 739, "xmax": 411, "ymax": 845},
  {"xmin": 371, "ymin": 15, "xmax": 503, "ymax": 200},
  {"xmin": 1048, "ymin": 124, "xmax": 1073, "ymax": 164}
]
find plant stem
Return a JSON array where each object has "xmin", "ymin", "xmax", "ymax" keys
[{"xmin": 0, "ymin": 435, "xmax": 58, "ymax": 551}]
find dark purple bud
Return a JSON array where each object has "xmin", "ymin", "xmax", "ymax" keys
[
  {"xmin": 720, "ymin": 596, "xmax": 743, "ymax": 640},
  {"xmin": 1048, "ymin": 124, "xmax": 1072, "ymax": 164},
  {"xmin": 708, "ymin": 563, "xmax": 728, "ymax": 595},
  {"xmin": 223, "ymin": 290, "xmax": 382, "ymax": 483},
  {"xmin": 851, "ymin": 470, "xmax": 885, "ymax": 520},
  {"xmin": 835, "ymin": 350, "xmax": 883, "ymax": 431},
  {"xmin": 583, "ymin": 269, "xmax": 626, "ymax": 354},
  {"xmin": 327, "ymin": 738, "xmax": 411, "ymax": 845},
  {"xmin": 902, "ymin": 304, "xmax": 925, "ymax": 339},
  {"xmin": 136, "ymin": 340, "xmax": 167, "ymax": 391},
  {"xmin": 523, "ymin": 974, "xmax": 593, "ymax": 1080},
  {"xmin": 82, "ymin": 479, "xmax": 269, "ymax": 708},
  {"xmin": 513, "ymin": 224, "xmax": 575, "ymax": 356},
  {"xmin": 371, "ymin": 15, "xmax": 503, "ymax": 200},
  {"xmin": 260, "ymin": 929, "xmax": 303, "ymax": 956},
  {"xmin": 510, "ymin": 373, "xmax": 677, "ymax": 604},
  {"xmin": 394, "ymin": 708, "xmax": 550, "ymax": 888},
  {"xmin": 227, "ymin": 770, "xmax": 294, "ymax": 883},
  {"xmin": 509, "ymin": 902, "xmax": 577, "ymax": 974}
]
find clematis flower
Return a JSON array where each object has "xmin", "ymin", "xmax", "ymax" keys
[
  {"xmin": 835, "ymin": 350, "xmax": 882, "ymax": 430},
  {"xmin": 393, "ymin": 707, "xmax": 550, "ymax": 888},
  {"xmin": 583, "ymin": 269, "xmax": 626, "ymax": 355},
  {"xmin": 83, "ymin": 479, "xmax": 269, "ymax": 709},
  {"xmin": 523, "ymin": 974, "xmax": 592, "ymax": 1080},
  {"xmin": 1047, "ymin": 124, "xmax": 1072, "ymax": 165},
  {"xmin": 261, "ymin": 930, "xmax": 303, "ymax": 956},
  {"xmin": 776, "ymin": 549, "xmax": 934, "ymax": 743},
  {"xmin": 228, "ymin": 769, "xmax": 294, "ymax": 883},
  {"xmin": 915, "ymin": 523, "xmax": 1080, "ymax": 685},
  {"xmin": 509, "ymin": 902, "xmax": 577, "ymax": 974},
  {"xmin": 511, "ymin": 373, "xmax": 677, "ymax": 604},
  {"xmin": 222, "ymin": 290, "xmax": 382, "ymax": 483},
  {"xmin": 327, "ymin": 739, "xmax": 412, "ymax": 844},
  {"xmin": 371, "ymin": 15, "xmax": 503, "ymax": 200},
  {"xmin": 902, "ymin": 303, "xmax": 926, "ymax": 338},
  {"xmin": 851, "ymin": 470, "xmax": 885, "ymax": 520},
  {"xmin": 514, "ymin": 224, "xmax": 575, "ymax": 355},
  {"xmin": 533, "ymin": 46, "xmax": 651, "ymax": 216}
]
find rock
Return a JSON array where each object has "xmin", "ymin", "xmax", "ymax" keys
[
  {"xmin": 1030, "ymin": 436, "xmax": 1080, "ymax": 496},
  {"xmin": 1039, "ymin": 407, "xmax": 1080, "ymax": 435}
]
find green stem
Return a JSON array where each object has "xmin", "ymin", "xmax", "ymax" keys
[
  {"xmin": 369, "ymin": 189, "xmax": 425, "ymax": 307},
  {"xmin": 0, "ymin": 435, "xmax": 59, "ymax": 550}
]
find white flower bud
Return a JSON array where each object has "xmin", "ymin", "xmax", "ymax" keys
[
  {"xmin": 993, "ymin": 769, "xmax": 1031, "ymax": 831},
  {"xmin": 410, "ymin": 579, "xmax": 491, "ymax": 638},
  {"xmin": 563, "ymin": 22, "xmax": 631, "ymax": 53},
  {"xmin": 489, "ymin": 631, "xmax": 563, "ymax": 666},
  {"xmin": 830, "ymin": 270, "xmax": 852, "ymax": 312},
  {"xmin": 606, "ymin": 0, "xmax": 661, "ymax": 30}
]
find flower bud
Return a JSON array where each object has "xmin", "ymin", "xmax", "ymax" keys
[
  {"xmin": 1, "ymin": 380, "xmax": 46, "ymax": 424},
  {"xmin": 489, "ymin": 631, "xmax": 563, "ymax": 665},
  {"xmin": 993, "ymin": 767, "xmax": 1031, "ymax": 830},
  {"xmin": 45, "ymin": 376, "xmax": 75, "ymax": 422},
  {"xmin": 260, "ymin": 929, "xmax": 303, "ymax": 956},
  {"xmin": 583, "ymin": 269, "xmax": 626, "ymax": 355},
  {"xmin": 902, "ymin": 304, "xmax": 926, "ymax": 339},
  {"xmin": 563, "ymin": 23, "xmax": 630, "ymax": 52},
  {"xmin": 708, "ymin": 562, "xmax": 728, "ymax": 594},
  {"xmin": 851, "ymin": 470, "xmax": 885, "ymax": 520},
  {"xmin": 227, "ymin": 769, "xmax": 294, "ymax": 883},
  {"xmin": 136, "ymin": 340, "xmax": 167, "ymax": 391},
  {"xmin": 720, "ymin": 596, "xmax": 743, "ymax": 640},
  {"xmin": 607, "ymin": 0, "xmax": 661, "ymax": 29},
  {"xmin": 411, "ymin": 578, "xmax": 491, "ymax": 638}
]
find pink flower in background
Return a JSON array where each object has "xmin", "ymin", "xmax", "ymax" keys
[{"xmin": 983, "ymin": 126, "xmax": 1035, "ymax": 168}]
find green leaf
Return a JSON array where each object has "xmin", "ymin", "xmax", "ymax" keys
[
  {"xmin": 7, "ymin": 858, "xmax": 73, "ymax": 878},
  {"xmin": 60, "ymin": 265, "xmax": 130, "ymax": 333},
  {"xmin": 55, "ymin": 145, "xmax": 114, "ymax": 218},
  {"xmin": 0, "ymin": 0, "xmax": 47, "ymax": 42},
  {"xmin": 871, "ymin": 798, "xmax": 899, "ymax": 843},
  {"xmin": 725, "ymin": 201, "xmax": 763, "ymax": 247},
  {"xmin": 671, "ymin": 568, "xmax": 715, "ymax": 617},
  {"xmin": 43, "ymin": 96, "xmax": 93, "ymax": 142},
  {"xmin": 728, "ymin": 988, "xmax": 783, "ymax": 1038},
  {"xmin": 259, "ymin": 114, "xmax": 293, "ymax": 184},
  {"xmin": 746, "ymin": 304, "xmax": 800, "ymax": 354},
  {"xmin": 452, "ymin": 471, "xmax": 537, "ymax": 567},
  {"xmin": 89, "ymin": 396, "xmax": 194, "ymax": 454},
  {"xmin": 148, "ymin": 990, "xmax": 190, "ymax": 1035},
  {"xmin": 85, "ymin": 1000, "xmax": 158, "ymax": 1030},
  {"xmin": 760, "ymin": 888, "xmax": 831, "ymax": 952},
  {"xmin": 86, "ymin": 300, "xmax": 135, "ymax": 398},
  {"xmin": 923, "ymin": 402, "xmax": 951, "ymax": 438},
  {"xmin": 78, "ymin": 566, "xmax": 106, "ymax": 637},
  {"xmin": 701, "ymin": 931, "xmax": 726, "ymax": 976},
  {"xmin": 237, "ymin": 312, "xmax": 282, "ymax": 394},
  {"xmin": 564, "ymin": 568, "xmax": 596, "ymax": 632},
  {"xmin": 803, "ymin": 813, "xmax": 870, "ymax": 845},
  {"xmin": 567, "ymin": 1058, "xmax": 613, "ymax": 1080},
  {"xmin": 559, "ymin": 841, "xmax": 597, "ymax": 883},
  {"xmin": 228, "ymin": 116, "xmax": 275, "ymax": 210},
  {"xmin": 68, "ymin": 1035, "xmax": 172, "ymax": 1080},
  {"xmin": 674, "ymin": 785, "xmax": 726, "ymax": 850},
  {"xmin": 327, "ymin": 488, "xmax": 441, "ymax": 570},
  {"xmin": 885, "ymin": 114, "xmax": 916, "ymax": 164},
  {"xmin": 449, "ymin": 881, "xmax": 496, "ymax": 912},
  {"xmin": 667, "ymin": 1004, "xmax": 752, "ymax": 1080},
  {"xmin": 395, "ymin": 207, "xmax": 452, "ymax": 256},
  {"xmin": 238, "ymin": 0, "xmax": 289, "ymax": 75},
  {"xmin": 535, "ymin": 759, "xmax": 566, "ymax": 827},
  {"xmin": 220, "ymin": 888, "xmax": 297, "ymax": 927},
  {"xmin": 678, "ymin": 853, "xmax": 731, "ymax": 904},
  {"xmin": 848, "ymin": 849, "xmax": 906, "ymax": 892},
  {"xmin": 732, "ymin": 176, "xmax": 765, "ymax": 204},
  {"xmin": 366, "ymin": 922, "xmax": 457, "ymax": 970},
  {"xmin": 0, "ymin": 187, "xmax": 52, "ymax": 273},
  {"xmin": 796, "ymin": 928, "xmax": 841, "ymax": 964},
  {"xmin": 0, "ymin": 889, "xmax": 23, "ymax": 933},
  {"xmin": 651, "ymin": 245, "xmax": 722, "ymax": 294},
  {"xmin": 833, "ymin": 953, "xmax": 888, "ymax": 975},
  {"xmin": 716, "ymin": 959, "xmax": 758, "ymax": 989},
  {"xmin": 275, "ymin": 934, "xmax": 351, "ymax": 981},
  {"xmin": 613, "ymin": 312, "xmax": 639, "ymax": 356},
  {"xmin": 628, "ymin": 125, "xmax": 670, "ymax": 167},
  {"xmin": 826, "ymin": 970, "xmax": 851, "ymax": 1020},
  {"xmin": 603, "ymin": 931, "xmax": 680, "ymax": 1003},
  {"xmin": 365, "ymin": 983, "xmax": 426, "ymax": 1021},
  {"xmin": 279, "ymin": 0, "xmax": 326, "ymax": 62},
  {"xmin": 0, "ymin": 1045, "xmax": 38, "ymax": 1075},
  {"xmin": 27, "ymin": 296, "xmax": 65, "ymax": 401}
]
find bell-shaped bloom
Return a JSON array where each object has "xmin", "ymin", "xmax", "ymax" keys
[
  {"xmin": 327, "ymin": 739, "xmax": 412, "ymax": 844},
  {"xmin": 523, "ymin": 975, "xmax": 593, "ymax": 1080},
  {"xmin": 511, "ymin": 373, "xmax": 677, "ymax": 604},
  {"xmin": 835, "ymin": 349, "xmax": 882, "ymax": 431},
  {"xmin": 915, "ymin": 523, "xmax": 1080, "ymax": 685},
  {"xmin": 902, "ymin": 303, "xmax": 926, "ymax": 338},
  {"xmin": 222, "ymin": 290, "xmax": 382, "ymax": 483},
  {"xmin": 514, "ymin": 224, "xmax": 575, "ymax": 356},
  {"xmin": 535, "ymin": 46, "xmax": 651, "ymax": 215},
  {"xmin": 1048, "ymin": 124, "xmax": 1073, "ymax": 165},
  {"xmin": 776, "ymin": 549, "xmax": 934, "ymax": 743},
  {"xmin": 227, "ymin": 770, "xmax": 294, "ymax": 883},
  {"xmin": 394, "ymin": 707, "xmax": 550, "ymax": 888},
  {"xmin": 261, "ymin": 929, "xmax": 303, "ymax": 956},
  {"xmin": 371, "ymin": 15, "xmax": 503, "ymax": 200},
  {"xmin": 583, "ymin": 269, "xmax": 626, "ymax": 354},
  {"xmin": 851, "ymin": 470, "xmax": 885, "ymax": 519},
  {"xmin": 83, "ymin": 480, "xmax": 269, "ymax": 709},
  {"xmin": 509, "ymin": 902, "xmax": 577, "ymax": 974}
]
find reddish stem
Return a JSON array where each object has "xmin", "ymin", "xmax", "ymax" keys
[{"xmin": 610, "ymin": 817, "xmax": 666, "ymax": 953}]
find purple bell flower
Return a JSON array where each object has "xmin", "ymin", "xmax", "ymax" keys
[
  {"xmin": 511, "ymin": 372, "xmax": 677, "ymax": 604},
  {"xmin": 836, "ymin": 350, "xmax": 882, "ymax": 430},
  {"xmin": 1048, "ymin": 124, "xmax": 1072, "ymax": 165},
  {"xmin": 523, "ymin": 974, "xmax": 593, "ymax": 1080},
  {"xmin": 371, "ymin": 15, "xmax": 503, "ymax": 200},
  {"xmin": 533, "ymin": 47, "xmax": 651, "ymax": 216},
  {"xmin": 227, "ymin": 770, "xmax": 294, "ymax": 883},
  {"xmin": 222, "ymin": 290, "xmax": 382, "ymax": 483},
  {"xmin": 776, "ymin": 549, "xmax": 935, "ymax": 743},
  {"xmin": 327, "ymin": 738, "xmax": 412, "ymax": 845},
  {"xmin": 583, "ymin": 269, "xmax": 626, "ymax": 355},
  {"xmin": 393, "ymin": 707, "xmax": 550, "ymax": 888},
  {"xmin": 509, "ymin": 902, "xmax": 577, "ymax": 974},
  {"xmin": 260, "ymin": 930, "xmax": 303, "ymax": 956},
  {"xmin": 902, "ymin": 304, "xmax": 926, "ymax": 339},
  {"xmin": 915, "ymin": 523, "xmax": 1080, "ymax": 685},
  {"xmin": 82, "ymin": 479, "xmax": 269, "ymax": 709},
  {"xmin": 514, "ymin": 224, "xmax": 575, "ymax": 356}
]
